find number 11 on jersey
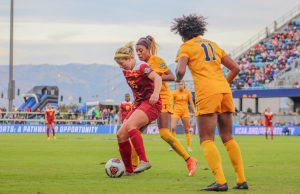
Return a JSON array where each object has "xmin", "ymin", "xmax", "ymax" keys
[{"xmin": 201, "ymin": 43, "xmax": 216, "ymax": 62}]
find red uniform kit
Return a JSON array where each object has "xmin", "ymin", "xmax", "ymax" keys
[
  {"xmin": 264, "ymin": 112, "xmax": 274, "ymax": 127},
  {"xmin": 120, "ymin": 101, "xmax": 132, "ymax": 123},
  {"xmin": 123, "ymin": 61, "xmax": 161, "ymax": 122},
  {"xmin": 46, "ymin": 109, "xmax": 55, "ymax": 125}
]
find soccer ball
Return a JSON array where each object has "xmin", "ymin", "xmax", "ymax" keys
[{"xmin": 105, "ymin": 158, "xmax": 125, "ymax": 178}]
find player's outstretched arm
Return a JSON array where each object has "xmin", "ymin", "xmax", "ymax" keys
[
  {"xmin": 175, "ymin": 56, "xmax": 188, "ymax": 82},
  {"xmin": 221, "ymin": 55, "xmax": 240, "ymax": 83},
  {"xmin": 161, "ymin": 69, "xmax": 175, "ymax": 81},
  {"xmin": 148, "ymin": 71, "xmax": 162, "ymax": 104}
]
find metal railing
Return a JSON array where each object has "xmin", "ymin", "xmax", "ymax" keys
[
  {"xmin": 0, "ymin": 111, "xmax": 118, "ymax": 125},
  {"xmin": 230, "ymin": 4, "xmax": 300, "ymax": 59}
]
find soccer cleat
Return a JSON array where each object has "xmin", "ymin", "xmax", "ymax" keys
[
  {"xmin": 133, "ymin": 161, "xmax": 152, "ymax": 173},
  {"xmin": 187, "ymin": 147, "xmax": 193, "ymax": 152},
  {"xmin": 233, "ymin": 182, "xmax": 249, "ymax": 190},
  {"xmin": 124, "ymin": 171, "xmax": 136, "ymax": 176},
  {"xmin": 200, "ymin": 182, "xmax": 228, "ymax": 192},
  {"xmin": 169, "ymin": 147, "xmax": 173, "ymax": 151},
  {"xmin": 53, "ymin": 135, "xmax": 56, "ymax": 140},
  {"xmin": 186, "ymin": 157, "xmax": 198, "ymax": 176}
]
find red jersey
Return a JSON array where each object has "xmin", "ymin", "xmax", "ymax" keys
[
  {"xmin": 123, "ymin": 61, "xmax": 159, "ymax": 105},
  {"xmin": 120, "ymin": 101, "xmax": 132, "ymax": 122},
  {"xmin": 264, "ymin": 112, "xmax": 274, "ymax": 126},
  {"xmin": 45, "ymin": 109, "xmax": 55, "ymax": 121}
]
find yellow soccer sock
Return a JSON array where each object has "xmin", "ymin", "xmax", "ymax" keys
[
  {"xmin": 185, "ymin": 133, "xmax": 191, "ymax": 147},
  {"xmin": 224, "ymin": 139, "xmax": 246, "ymax": 184},
  {"xmin": 201, "ymin": 140, "xmax": 227, "ymax": 184},
  {"xmin": 130, "ymin": 140, "xmax": 139, "ymax": 168},
  {"xmin": 160, "ymin": 128, "xmax": 190, "ymax": 160}
]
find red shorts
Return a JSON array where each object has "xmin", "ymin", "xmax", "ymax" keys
[
  {"xmin": 47, "ymin": 120, "xmax": 55, "ymax": 125},
  {"xmin": 125, "ymin": 100, "xmax": 162, "ymax": 123},
  {"xmin": 265, "ymin": 121, "xmax": 273, "ymax": 127}
]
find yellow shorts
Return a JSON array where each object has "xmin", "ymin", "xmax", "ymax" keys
[
  {"xmin": 172, "ymin": 109, "xmax": 190, "ymax": 119},
  {"xmin": 195, "ymin": 93, "xmax": 235, "ymax": 116},
  {"xmin": 161, "ymin": 104, "xmax": 173, "ymax": 114}
]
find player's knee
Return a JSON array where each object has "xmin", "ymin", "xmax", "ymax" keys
[
  {"xmin": 117, "ymin": 128, "xmax": 126, "ymax": 141},
  {"xmin": 220, "ymin": 134, "xmax": 232, "ymax": 143}
]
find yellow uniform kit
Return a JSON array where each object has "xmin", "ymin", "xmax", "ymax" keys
[
  {"xmin": 172, "ymin": 89, "xmax": 192, "ymax": 118},
  {"xmin": 147, "ymin": 55, "xmax": 173, "ymax": 113},
  {"xmin": 176, "ymin": 36, "xmax": 234, "ymax": 116}
]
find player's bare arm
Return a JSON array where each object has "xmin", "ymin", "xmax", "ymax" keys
[
  {"xmin": 161, "ymin": 69, "xmax": 175, "ymax": 81},
  {"xmin": 221, "ymin": 55, "xmax": 240, "ymax": 83},
  {"xmin": 148, "ymin": 71, "xmax": 162, "ymax": 104},
  {"xmin": 176, "ymin": 56, "xmax": 188, "ymax": 82}
]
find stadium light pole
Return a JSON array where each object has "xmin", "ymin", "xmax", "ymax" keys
[{"xmin": 8, "ymin": 0, "xmax": 15, "ymax": 111}]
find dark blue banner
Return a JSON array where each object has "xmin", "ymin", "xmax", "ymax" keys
[{"xmin": 0, "ymin": 124, "xmax": 117, "ymax": 134}]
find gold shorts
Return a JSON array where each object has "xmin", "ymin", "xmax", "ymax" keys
[
  {"xmin": 172, "ymin": 109, "xmax": 190, "ymax": 118},
  {"xmin": 161, "ymin": 104, "xmax": 173, "ymax": 114},
  {"xmin": 195, "ymin": 93, "xmax": 235, "ymax": 116}
]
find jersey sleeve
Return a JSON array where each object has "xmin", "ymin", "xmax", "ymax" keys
[
  {"xmin": 157, "ymin": 58, "xmax": 170, "ymax": 74},
  {"xmin": 140, "ymin": 63, "xmax": 153, "ymax": 76},
  {"xmin": 212, "ymin": 42, "xmax": 228, "ymax": 58},
  {"xmin": 175, "ymin": 44, "xmax": 190, "ymax": 62}
]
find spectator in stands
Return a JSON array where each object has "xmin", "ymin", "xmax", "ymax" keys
[{"xmin": 232, "ymin": 20, "xmax": 300, "ymax": 89}]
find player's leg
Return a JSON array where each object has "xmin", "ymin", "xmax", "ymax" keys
[
  {"xmin": 123, "ymin": 109, "xmax": 151, "ymax": 173},
  {"xmin": 271, "ymin": 126, "xmax": 274, "ymax": 140},
  {"xmin": 198, "ymin": 114, "xmax": 227, "ymax": 188},
  {"xmin": 218, "ymin": 112, "xmax": 248, "ymax": 189},
  {"xmin": 197, "ymin": 94, "xmax": 228, "ymax": 191},
  {"xmin": 171, "ymin": 116, "xmax": 180, "ymax": 138},
  {"xmin": 51, "ymin": 122, "xmax": 56, "ymax": 139},
  {"xmin": 265, "ymin": 126, "xmax": 269, "ymax": 140},
  {"xmin": 46, "ymin": 123, "xmax": 50, "ymax": 140},
  {"xmin": 130, "ymin": 140, "xmax": 139, "ymax": 169},
  {"xmin": 158, "ymin": 111, "xmax": 197, "ymax": 176},
  {"xmin": 182, "ymin": 117, "xmax": 192, "ymax": 152},
  {"xmin": 123, "ymin": 116, "xmax": 140, "ymax": 169},
  {"xmin": 117, "ymin": 124, "xmax": 133, "ymax": 174}
]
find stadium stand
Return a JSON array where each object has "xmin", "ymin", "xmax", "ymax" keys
[{"xmin": 230, "ymin": 18, "xmax": 300, "ymax": 89}]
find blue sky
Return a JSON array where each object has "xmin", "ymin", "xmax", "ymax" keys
[{"xmin": 0, "ymin": 0, "xmax": 299, "ymax": 65}]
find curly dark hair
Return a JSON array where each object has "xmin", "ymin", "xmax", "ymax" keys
[{"xmin": 171, "ymin": 14, "xmax": 207, "ymax": 40}]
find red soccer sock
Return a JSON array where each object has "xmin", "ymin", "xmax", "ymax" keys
[
  {"xmin": 271, "ymin": 130, "xmax": 274, "ymax": 140},
  {"xmin": 47, "ymin": 126, "xmax": 50, "ymax": 137},
  {"xmin": 118, "ymin": 140, "xmax": 133, "ymax": 173},
  {"xmin": 52, "ymin": 127, "xmax": 56, "ymax": 136},
  {"xmin": 128, "ymin": 129, "xmax": 148, "ymax": 162}
]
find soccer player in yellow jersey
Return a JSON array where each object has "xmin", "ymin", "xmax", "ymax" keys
[
  {"xmin": 171, "ymin": 14, "xmax": 248, "ymax": 191},
  {"xmin": 136, "ymin": 35, "xmax": 197, "ymax": 176},
  {"xmin": 172, "ymin": 81, "xmax": 195, "ymax": 152}
]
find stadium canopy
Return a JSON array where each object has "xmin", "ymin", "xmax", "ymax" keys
[{"xmin": 232, "ymin": 88, "xmax": 300, "ymax": 113}]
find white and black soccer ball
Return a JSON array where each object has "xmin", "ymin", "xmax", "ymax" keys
[{"xmin": 105, "ymin": 158, "xmax": 125, "ymax": 178}]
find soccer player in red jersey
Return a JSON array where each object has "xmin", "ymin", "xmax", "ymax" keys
[
  {"xmin": 264, "ymin": 108, "xmax": 274, "ymax": 140},
  {"xmin": 45, "ymin": 104, "xmax": 56, "ymax": 140},
  {"xmin": 114, "ymin": 42, "xmax": 162, "ymax": 175},
  {"xmin": 119, "ymin": 93, "xmax": 132, "ymax": 123}
]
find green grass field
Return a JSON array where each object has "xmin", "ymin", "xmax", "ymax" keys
[{"xmin": 0, "ymin": 134, "xmax": 299, "ymax": 194}]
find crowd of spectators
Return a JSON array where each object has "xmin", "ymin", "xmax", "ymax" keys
[
  {"xmin": 230, "ymin": 19, "xmax": 300, "ymax": 89},
  {"xmin": 0, "ymin": 104, "xmax": 120, "ymax": 125}
]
